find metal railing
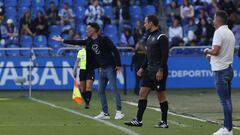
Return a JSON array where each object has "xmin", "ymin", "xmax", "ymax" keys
[
  {"xmin": 169, "ymin": 45, "xmax": 240, "ymax": 56},
  {"xmin": 56, "ymin": 46, "xmax": 134, "ymax": 56},
  {"xmin": 0, "ymin": 47, "xmax": 53, "ymax": 51}
]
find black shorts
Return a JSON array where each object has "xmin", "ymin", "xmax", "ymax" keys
[
  {"xmin": 141, "ymin": 69, "xmax": 168, "ymax": 91},
  {"xmin": 79, "ymin": 70, "xmax": 95, "ymax": 81}
]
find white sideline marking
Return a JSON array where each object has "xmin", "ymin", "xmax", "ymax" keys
[
  {"xmin": 123, "ymin": 101, "xmax": 190, "ymax": 128},
  {"xmin": 123, "ymin": 101, "xmax": 240, "ymax": 130},
  {"xmin": 29, "ymin": 97, "xmax": 139, "ymax": 135},
  {"xmin": 0, "ymin": 124, "xmax": 81, "ymax": 127},
  {"xmin": 168, "ymin": 120, "xmax": 190, "ymax": 128}
]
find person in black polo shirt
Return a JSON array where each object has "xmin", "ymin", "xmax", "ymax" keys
[
  {"xmin": 53, "ymin": 23, "xmax": 124, "ymax": 120},
  {"xmin": 124, "ymin": 15, "xmax": 169, "ymax": 128}
]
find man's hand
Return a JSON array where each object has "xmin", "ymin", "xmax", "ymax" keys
[
  {"xmin": 156, "ymin": 70, "xmax": 163, "ymax": 81},
  {"xmin": 116, "ymin": 66, "xmax": 122, "ymax": 74},
  {"xmin": 137, "ymin": 68, "xmax": 144, "ymax": 77},
  {"xmin": 206, "ymin": 54, "xmax": 211, "ymax": 63},
  {"xmin": 52, "ymin": 36, "xmax": 64, "ymax": 42},
  {"xmin": 203, "ymin": 48, "xmax": 210, "ymax": 55},
  {"xmin": 73, "ymin": 70, "xmax": 77, "ymax": 79}
]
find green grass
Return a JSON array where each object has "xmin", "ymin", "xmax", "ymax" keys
[{"xmin": 0, "ymin": 90, "xmax": 239, "ymax": 135}]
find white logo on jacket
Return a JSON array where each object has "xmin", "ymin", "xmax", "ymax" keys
[{"xmin": 92, "ymin": 44, "xmax": 100, "ymax": 54}]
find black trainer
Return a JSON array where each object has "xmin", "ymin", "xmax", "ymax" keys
[
  {"xmin": 124, "ymin": 118, "xmax": 143, "ymax": 127},
  {"xmin": 154, "ymin": 121, "xmax": 169, "ymax": 128}
]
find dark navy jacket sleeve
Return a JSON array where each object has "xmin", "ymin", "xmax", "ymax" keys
[
  {"xmin": 63, "ymin": 39, "xmax": 88, "ymax": 46},
  {"xmin": 104, "ymin": 36, "xmax": 121, "ymax": 66}
]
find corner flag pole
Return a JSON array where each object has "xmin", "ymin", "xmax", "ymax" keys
[{"xmin": 29, "ymin": 47, "xmax": 35, "ymax": 97}]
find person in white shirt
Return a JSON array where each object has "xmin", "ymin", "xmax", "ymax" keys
[
  {"xmin": 204, "ymin": 10, "xmax": 235, "ymax": 135},
  {"xmin": 84, "ymin": 0, "xmax": 104, "ymax": 28},
  {"xmin": 168, "ymin": 18, "xmax": 183, "ymax": 47},
  {"xmin": 180, "ymin": 0, "xmax": 194, "ymax": 22},
  {"xmin": 58, "ymin": 3, "xmax": 75, "ymax": 28}
]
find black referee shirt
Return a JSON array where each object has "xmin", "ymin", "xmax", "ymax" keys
[{"xmin": 141, "ymin": 29, "xmax": 169, "ymax": 72}]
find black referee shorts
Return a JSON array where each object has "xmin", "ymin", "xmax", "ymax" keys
[
  {"xmin": 79, "ymin": 69, "xmax": 95, "ymax": 81},
  {"xmin": 141, "ymin": 69, "xmax": 168, "ymax": 91}
]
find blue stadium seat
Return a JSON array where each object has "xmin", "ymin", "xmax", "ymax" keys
[
  {"xmin": 6, "ymin": 44, "xmax": 20, "ymax": 57},
  {"xmin": 143, "ymin": 5, "xmax": 156, "ymax": 17},
  {"xmin": 20, "ymin": 35, "xmax": 33, "ymax": 46},
  {"xmin": 74, "ymin": 7, "xmax": 86, "ymax": 24},
  {"xmin": 18, "ymin": 7, "xmax": 30, "ymax": 18},
  {"xmin": 0, "ymin": 45, "xmax": 5, "ymax": 57},
  {"xmin": 129, "ymin": 5, "xmax": 142, "ymax": 19},
  {"xmin": 5, "ymin": 7, "xmax": 17, "ymax": 18},
  {"xmin": 129, "ymin": 5, "xmax": 142, "ymax": 25},
  {"xmin": 34, "ymin": 35, "xmax": 47, "ymax": 47},
  {"xmin": 104, "ymin": 24, "xmax": 117, "ymax": 35},
  {"xmin": 32, "ymin": 0, "xmax": 45, "ymax": 7},
  {"xmin": 104, "ymin": 6, "xmax": 113, "ymax": 19},
  {"xmin": 19, "ymin": 0, "xmax": 31, "ymax": 7},
  {"xmin": 48, "ymin": 34, "xmax": 61, "ymax": 55},
  {"xmin": 73, "ymin": 0, "xmax": 87, "ymax": 7},
  {"xmin": 76, "ymin": 24, "xmax": 86, "ymax": 36},
  {"xmin": 163, "ymin": 0, "xmax": 172, "ymax": 6},
  {"xmin": 4, "ymin": 0, "xmax": 17, "ymax": 7},
  {"xmin": 20, "ymin": 35, "xmax": 33, "ymax": 56},
  {"xmin": 46, "ymin": 0, "xmax": 59, "ymax": 7},
  {"xmin": 108, "ymin": 34, "xmax": 119, "ymax": 45},
  {"xmin": 49, "ymin": 25, "xmax": 61, "ymax": 35},
  {"xmin": 34, "ymin": 35, "xmax": 49, "ymax": 56}
]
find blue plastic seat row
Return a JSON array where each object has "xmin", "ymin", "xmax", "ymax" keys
[{"xmin": 4, "ymin": 0, "xmax": 88, "ymax": 8}]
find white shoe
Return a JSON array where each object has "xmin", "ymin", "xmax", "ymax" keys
[
  {"xmin": 213, "ymin": 127, "xmax": 233, "ymax": 135},
  {"xmin": 114, "ymin": 111, "xmax": 124, "ymax": 120},
  {"xmin": 94, "ymin": 112, "xmax": 110, "ymax": 120}
]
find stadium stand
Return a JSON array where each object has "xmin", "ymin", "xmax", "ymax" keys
[
  {"xmin": 4, "ymin": 0, "xmax": 17, "ymax": 7},
  {"xmin": 0, "ymin": 0, "xmax": 239, "ymax": 57},
  {"xmin": 18, "ymin": 0, "xmax": 31, "ymax": 7}
]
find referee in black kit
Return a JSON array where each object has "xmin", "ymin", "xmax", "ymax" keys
[{"xmin": 125, "ymin": 15, "xmax": 169, "ymax": 128}]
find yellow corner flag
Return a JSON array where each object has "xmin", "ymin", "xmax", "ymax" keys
[{"xmin": 72, "ymin": 79, "xmax": 83, "ymax": 104}]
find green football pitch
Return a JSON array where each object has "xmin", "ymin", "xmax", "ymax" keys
[{"xmin": 0, "ymin": 90, "xmax": 239, "ymax": 135}]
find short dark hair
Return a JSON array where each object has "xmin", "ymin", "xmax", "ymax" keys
[
  {"xmin": 146, "ymin": 15, "xmax": 159, "ymax": 26},
  {"xmin": 215, "ymin": 10, "xmax": 228, "ymax": 24},
  {"xmin": 88, "ymin": 22, "xmax": 100, "ymax": 32}
]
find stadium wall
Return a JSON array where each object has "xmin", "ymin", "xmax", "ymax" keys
[{"xmin": 0, "ymin": 56, "xmax": 239, "ymax": 90}]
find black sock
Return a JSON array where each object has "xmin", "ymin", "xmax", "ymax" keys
[
  {"xmin": 136, "ymin": 99, "xmax": 147, "ymax": 121},
  {"xmin": 85, "ymin": 91, "xmax": 92, "ymax": 104},
  {"xmin": 160, "ymin": 101, "xmax": 168, "ymax": 123},
  {"xmin": 81, "ymin": 91, "xmax": 87, "ymax": 104}
]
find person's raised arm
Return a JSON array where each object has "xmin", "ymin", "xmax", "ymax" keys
[{"xmin": 52, "ymin": 36, "xmax": 88, "ymax": 46}]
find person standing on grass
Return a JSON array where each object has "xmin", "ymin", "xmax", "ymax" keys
[
  {"xmin": 204, "ymin": 10, "xmax": 235, "ymax": 135},
  {"xmin": 124, "ymin": 15, "xmax": 169, "ymax": 128},
  {"xmin": 73, "ymin": 45, "xmax": 95, "ymax": 109},
  {"xmin": 52, "ymin": 22, "xmax": 124, "ymax": 120}
]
